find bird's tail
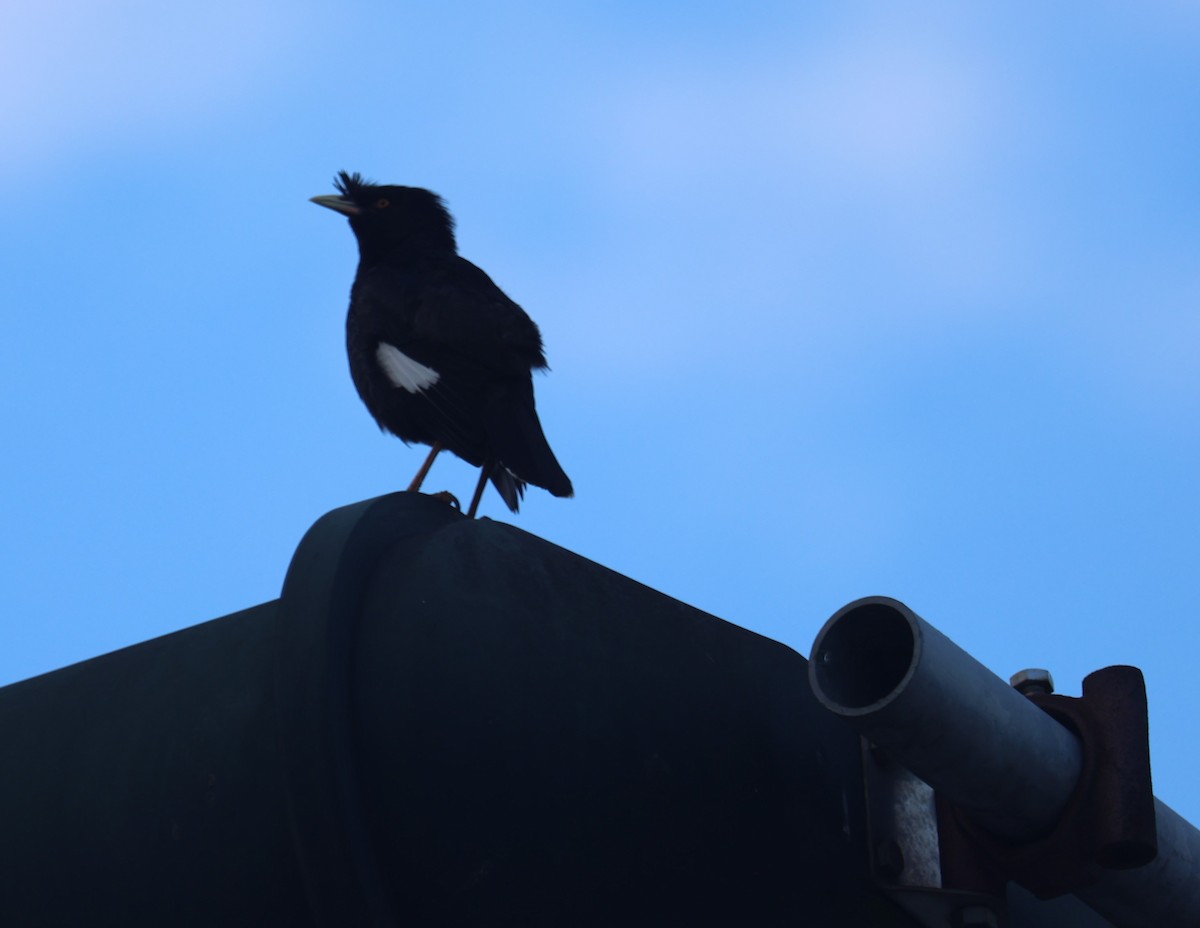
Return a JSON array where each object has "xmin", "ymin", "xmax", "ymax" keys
[
  {"xmin": 489, "ymin": 467, "xmax": 526, "ymax": 513},
  {"xmin": 486, "ymin": 389, "xmax": 573, "ymax": 513}
]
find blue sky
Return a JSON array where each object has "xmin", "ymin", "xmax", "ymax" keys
[{"xmin": 3, "ymin": 2, "xmax": 1199, "ymax": 824}]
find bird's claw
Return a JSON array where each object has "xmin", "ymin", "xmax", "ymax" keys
[{"xmin": 427, "ymin": 490, "xmax": 461, "ymax": 511}]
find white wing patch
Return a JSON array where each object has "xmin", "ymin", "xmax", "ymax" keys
[{"xmin": 376, "ymin": 342, "xmax": 440, "ymax": 394}]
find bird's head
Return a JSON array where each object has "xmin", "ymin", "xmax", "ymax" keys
[{"xmin": 310, "ymin": 171, "xmax": 456, "ymax": 259}]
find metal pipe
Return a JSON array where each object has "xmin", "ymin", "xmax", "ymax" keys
[
  {"xmin": 808, "ymin": 595, "xmax": 1082, "ymax": 841},
  {"xmin": 809, "ymin": 595, "xmax": 1200, "ymax": 928},
  {"xmin": 1077, "ymin": 799, "xmax": 1200, "ymax": 927}
]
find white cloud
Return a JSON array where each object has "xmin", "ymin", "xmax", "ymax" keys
[
  {"xmin": 788, "ymin": 35, "xmax": 989, "ymax": 188},
  {"xmin": 589, "ymin": 22, "xmax": 1045, "ymax": 320},
  {"xmin": 575, "ymin": 15, "xmax": 1199, "ymax": 431},
  {"xmin": 0, "ymin": 0, "xmax": 308, "ymax": 176},
  {"xmin": 601, "ymin": 25, "xmax": 1002, "ymax": 200}
]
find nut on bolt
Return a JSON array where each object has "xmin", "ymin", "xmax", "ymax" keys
[{"xmin": 1010, "ymin": 668, "xmax": 1054, "ymax": 696}]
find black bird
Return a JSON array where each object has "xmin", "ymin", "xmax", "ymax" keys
[{"xmin": 311, "ymin": 171, "xmax": 573, "ymax": 517}]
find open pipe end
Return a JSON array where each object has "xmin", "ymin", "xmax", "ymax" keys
[{"xmin": 808, "ymin": 596, "xmax": 919, "ymax": 715}]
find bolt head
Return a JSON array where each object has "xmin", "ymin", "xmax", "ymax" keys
[{"xmin": 1010, "ymin": 668, "xmax": 1054, "ymax": 696}]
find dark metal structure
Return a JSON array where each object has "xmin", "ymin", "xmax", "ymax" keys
[
  {"xmin": 810, "ymin": 596, "xmax": 1200, "ymax": 928},
  {"xmin": 0, "ymin": 494, "xmax": 882, "ymax": 927},
  {"xmin": 1, "ymin": 495, "xmax": 1191, "ymax": 925}
]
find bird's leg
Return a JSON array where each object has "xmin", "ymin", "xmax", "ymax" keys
[
  {"xmin": 407, "ymin": 442, "xmax": 443, "ymax": 493},
  {"xmin": 466, "ymin": 463, "xmax": 492, "ymax": 519}
]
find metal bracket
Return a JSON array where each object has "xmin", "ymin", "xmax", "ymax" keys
[
  {"xmin": 863, "ymin": 739, "xmax": 1006, "ymax": 927},
  {"xmin": 938, "ymin": 665, "xmax": 1156, "ymax": 901}
]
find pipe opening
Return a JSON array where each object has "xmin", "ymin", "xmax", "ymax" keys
[{"xmin": 811, "ymin": 601, "xmax": 916, "ymax": 711}]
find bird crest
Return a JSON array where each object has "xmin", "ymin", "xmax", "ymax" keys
[{"xmin": 334, "ymin": 170, "xmax": 375, "ymax": 198}]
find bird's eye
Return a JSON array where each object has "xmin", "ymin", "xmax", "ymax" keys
[{"xmin": 375, "ymin": 198, "xmax": 390, "ymax": 209}]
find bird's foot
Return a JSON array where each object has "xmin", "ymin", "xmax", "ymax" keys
[{"xmin": 426, "ymin": 490, "xmax": 461, "ymax": 511}]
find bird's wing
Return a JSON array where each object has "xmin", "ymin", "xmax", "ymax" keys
[
  {"xmin": 353, "ymin": 259, "xmax": 569, "ymax": 493},
  {"xmin": 411, "ymin": 257, "xmax": 548, "ymax": 372}
]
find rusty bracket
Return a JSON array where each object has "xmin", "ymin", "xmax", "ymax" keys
[{"xmin": 937, "ymin": 665, "xmax": 1157, "ymax": 900}]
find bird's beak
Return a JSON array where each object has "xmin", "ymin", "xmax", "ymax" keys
[{"xmin": 309, "ymin": 194, "xmax": 361, "ymax": 216}]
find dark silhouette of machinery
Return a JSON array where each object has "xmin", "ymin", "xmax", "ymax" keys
[{"xmin": 1, "ymin": 494, "xmax": 1195, "ymax": 927}]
